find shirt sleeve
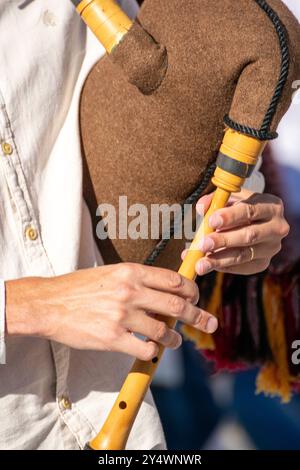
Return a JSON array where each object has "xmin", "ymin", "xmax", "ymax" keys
[
  {"xmin": 243, "ymin": 156, "xmax": 266, "ymax": 194},
  {"xmin": 0, "ymin": 280, "xmax": 6, "ymax": 365}
]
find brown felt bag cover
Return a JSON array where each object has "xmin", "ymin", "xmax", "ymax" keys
[{"xmin": 79, "ymin": 0, "xmax": 300, "ymax": 269}]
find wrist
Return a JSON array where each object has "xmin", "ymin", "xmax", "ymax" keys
[{"xmin": 5, "ymin": 277, "xmax": 52, "ymax": 338}]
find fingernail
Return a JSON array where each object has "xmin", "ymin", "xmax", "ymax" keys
[
  {"xmin": 209, "ymin": 213, "xmax": 223, "ymax": 229},
  {"xmin": 199, "ymin": 237, "xmax": 215, "ymax": 252},
  {"xmin": 196, "ymin": 260, "xmax": 212, "ymax": 275},
  {"xmin": 206, "ymin": 317, "xmax": 218, "ymax": 334},
  {"xmin": 196, "ymin": 202, "xmax": 205, "ymax": 216},
  {"xmin": 175, "ymin": 335, "xmax": 183, "ymax": 349}
]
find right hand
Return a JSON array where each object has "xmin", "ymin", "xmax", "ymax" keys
[{"xmin": 6, "ymin": 263, "xmax": 218, "ymax": 361}]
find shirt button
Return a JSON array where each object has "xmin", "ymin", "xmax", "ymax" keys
[
  {"xmin": 1, "ymin": 142, "xmax": 13, "ymax": 156},
  {"xmin": 25, "ymin": 226, "xmax": 38, "ymax": 241},
  {"xmin": 60, "ymin": 396, "xmax": 72, "ymax": 410}
]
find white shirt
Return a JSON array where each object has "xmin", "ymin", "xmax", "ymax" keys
[{"xmin": 0, "ymin": 0, "xmax": 164, "ymax": 450}]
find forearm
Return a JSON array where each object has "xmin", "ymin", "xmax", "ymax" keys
[{"xmin": 5, "ymin": 277, "xmax": 51, "ymax": 338}]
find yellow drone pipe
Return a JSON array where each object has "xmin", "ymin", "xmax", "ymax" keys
[
  {"xmin": 73, "ymin": 0, "xmax": 133, "ymax": 53},
  {"xmin": 72, "ymin": 0, "xmax": 266, "ymax": 450}
]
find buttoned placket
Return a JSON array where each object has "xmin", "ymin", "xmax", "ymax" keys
[{"xmin": 0, "ymin": 89, "xmax": 94, "ymax": 448}]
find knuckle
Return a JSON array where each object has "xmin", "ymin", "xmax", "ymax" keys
[
  {"xmin": 206, "ymin": 257, "xmax": 216, "ymax": 270},
  {"xmin": 236, "ymin": 249, "xmax": 247, "ymax": 264},
  {"xmin": 257, "ymin": 260, "xmax": 270, "ymax": 273},
  {"xmin": 279, "ymin": 221, "xmax": 290, "ymax": 239},
  {"xmin": 169, "ymin": 295, "xmax": 186, "ymax": 316},
  {"xmin": 273, "ymin": 196, "xmax": 285, "ymax": 216},
  {"xmin": 217, "ymin": 233, "xmax": 228, "ymax": 248},
  {"xmin": 245, "ymin": 228, "xmax": 258, "ymax": 245},
  {"xmin": 117, "ymin": 283, "xmax": 135, "ymax": 303},
  {"xmin": 114, "ymin": 307, "xmax": 128, "ymax": 323},
  {"xmin": 117, "ymin": 263, "xmax": 136, "ymax": 281},
  {"xmin": 218, "ymin": 211, "xmax": 228, "ymax": 226},
  {"xmin": 273, "ymin": 243, "xmax": 282, "ymax": 255},
  {"xmin": 191, "ymin": 284, "xmax": 200, "ymax": 305},
  {"xmin": 192, "ymin": 309, "xmax": 203, "ymax": 326},
  {"xmin": 142, "ymin": 343, "xmax": 158, "ymax": 362},
  {"xmin": 168, "ymin": 271, "xmax": 183, "ymax": 289},
  {"xmin": 197, "ymin": 312, "xmax": 209, "ymax": 330},
  {"xmin": 246, "ymin": 202, "xmax": 256, "ymax": 223},
  {"xmin": 155, "ymin": 322, "xmax": 168, "ymax": 342}
]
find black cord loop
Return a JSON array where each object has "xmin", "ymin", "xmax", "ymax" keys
[{"xmin": 225, "ymin": 0, "xmax": 290, "ymax": 141}]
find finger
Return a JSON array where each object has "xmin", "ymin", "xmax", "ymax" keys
[
  {"xmin": 208, "ymin": 197, "xmax": 276, "ymax": 231},
  {"xmin": 190, "ymin": 311, "xmax": 219, "ymax": 333},
  {"xmin": 196, "ymin": 192, "xmax": 215, "ymax": 216},
  {"xmin": 117, "ymin": 333, "xmax": 160, "ymax": 361},
  {"xmin": 196, "ymin": 243, "xmax": 280, "ymax": 275},
  {"xmin": 128, "ymin": 311, "xmax": 182, "ymax": 349},
  {"xmin": 136, "ymin": 287, "xmax": 218, "ymax": 333},
  {"xmin": 199, "ymin": 220, "xmax": 280, "ymax": 253},
  {"xmin": 181, "ymin": 249, "xmax": 188, "ymax": 261},
  {"xmin": 214, "ymin": 259, "xmax": 270, "ymax": 276},
  {"xmin": 135, "ymin": 265, "xmax": 200, "ymax": 304}
]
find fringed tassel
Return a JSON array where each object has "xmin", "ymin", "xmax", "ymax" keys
[
  {"xmin": 182, "ymin": 272, "xmax": 225, "ymax": 351},
  {"xmin": 256, "ymin": 275, "xmax": 291, "ymax": 403}
]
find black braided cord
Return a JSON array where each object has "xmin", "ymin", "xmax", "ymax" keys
[
  {"xmin": 144, "ymin": 162, "xmax": 216, "ymax": 266},
  {"xmin": 225, "ymin": 0, "xmax": 290, "ymax": 141},
  {"xmin": 145, "ymin": 0, "xmax": 290, "ymax": 265}
]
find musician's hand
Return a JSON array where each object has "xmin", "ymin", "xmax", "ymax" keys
[
  {"xmin": 5, "ymin": 264, "xmax": 218, "ymax": 361},
  {"xmin": 186, "ymin": 188, "xmax": 290, "ymax": 276}
]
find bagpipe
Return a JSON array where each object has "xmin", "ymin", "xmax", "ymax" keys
[{"xmin": 70, "ymin": 0, "xmax": 300, "ymax": 450}]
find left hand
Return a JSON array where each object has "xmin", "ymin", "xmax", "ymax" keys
[{"xmin": 182, "ymin": 189, "xmax": 290, "ymax": 276}]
